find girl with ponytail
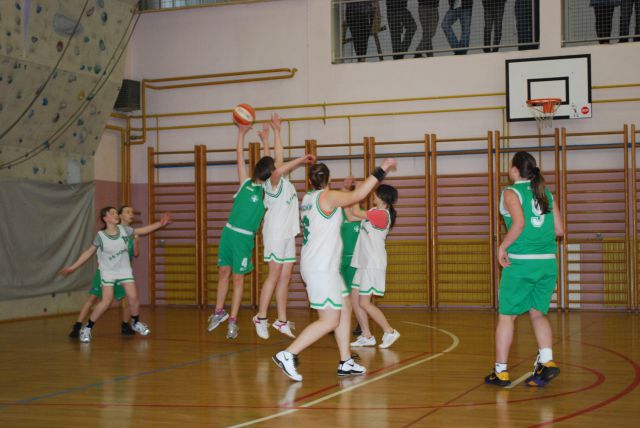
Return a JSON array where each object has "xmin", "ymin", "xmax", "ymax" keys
[
  {"xmin": 485, "ymin": 151, "xmax": 564, "ymax": 388},
  {"xmin": 272, "ymin": 158, "xmax": 397, "ymax": 382},
  {"xmin": 349, "ymin": 184, "xmax": 401, "ymax": 349}
]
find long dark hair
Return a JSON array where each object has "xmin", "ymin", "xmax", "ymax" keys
[
  {"xmin": 99, "ymin": 206, "xmax": 117, "ymax": 230},
  {"xmin": 309, "ymin": 163, "xmax": 330, "ymax": 190},
  {"xmin": 376, "ymin": 184, "xmax": 398, "ymax": 229},
  {"xmin": 511, "ymin": 151, "xmax": 550, "ymax": 214}
]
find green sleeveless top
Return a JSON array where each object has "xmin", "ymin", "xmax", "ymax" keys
[
  {"xmin": 340, "ymin": 209, "xmax": 361, "ymax": 258},
  {"xmin": 500, "ymin": 180, "xmax": 556, "ymax": 256},
  {"xmin": 227, "ymin": 179, "xmax": 266, "ymax": 233}
]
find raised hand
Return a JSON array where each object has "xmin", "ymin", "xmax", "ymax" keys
[
  {"xmin": 381, "ymin": 158, "xmax": 397, "ymax": 173},
  {"xmin": 160, "ymin": 212, "xmax": 172, "ymax": 227},
  {"xmin": 257, "ymin": 122, "xmax": 270, "ymax": 142},
  {"xmin": 237, "ymin": 123, "xmax": 253, "ymax": 135},
  {"xmin": 271, "ymin": 113, "xmax": 282, "ymax": 132},
  {"xmin": 303, "ymin": 154, "xmax": 316, "ymax": 164}
]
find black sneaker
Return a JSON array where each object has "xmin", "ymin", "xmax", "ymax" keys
[
  {"xmin": 352, "ymin": 323, "xmax": 362, "ymax": 336},
  {"xmin": 484, "ymin": 370, "xmax": 511, "ymax": 387},
  {"xmin": 525, "ymin": 361, "xmax": 560, "ymax": 387},
  {"xmin": 121, "ymin": 322, "xmax": 135, "ymax": 336},
  {"xmin": 69, "ymin": 323, "xmax": 82, "ymax": 338}
]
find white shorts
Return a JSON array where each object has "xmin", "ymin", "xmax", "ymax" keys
[
  {"xmin": 353, "ymin": 268, "xmax": 386, "ymax": 296},
  {"xmin": 263, "ymin": 237, "xmax": 296, "ymax": 263},
  {"xmin": 100, "ymin": 269, "xmax": 134, "ymax": 286},
  {"xmin": 300, "ymin": 269, "xmax": 345, "ymax": 310}
]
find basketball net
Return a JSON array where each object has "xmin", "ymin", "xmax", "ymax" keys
[{"xmin": 527, "ymin": 98, "xmax": 561, "ymax": 131}]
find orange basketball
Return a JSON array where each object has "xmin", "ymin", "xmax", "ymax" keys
[{"xmin": 232, "ymin": 103, "xmax": 255, "ymax": 126}]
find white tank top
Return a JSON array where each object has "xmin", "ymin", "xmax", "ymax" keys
[
  {"xmin": 93, "ymin": 225, "xmax": 134, "ymax": 276},
  {"xmin": 263, "ymin": 177, "xmax": 300, "ymax": 241},
  {"xmin": 300, "ymin": 190, "xmax": 343, "ymax": 272},
  {"xmin": 351, "ymin": 209, "xmax": 390, "ymax": 269}
]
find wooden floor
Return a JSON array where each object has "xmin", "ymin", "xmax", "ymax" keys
[{"xmin": 0, "ymin": 307, "xmax": 639, "ymax": 427}]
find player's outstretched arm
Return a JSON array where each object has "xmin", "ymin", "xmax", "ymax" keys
[
  {"xmin": 135, "ymin": 212, "xmax": 172, "ymax": 236},
  {"xmin": 58, "ymin": 245, "xmax": 97, "ymax": 276}
]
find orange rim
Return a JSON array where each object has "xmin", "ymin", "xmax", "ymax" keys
[{"xmin": 527, "ymin": 98, "xmax": 562, "ymax": 114}]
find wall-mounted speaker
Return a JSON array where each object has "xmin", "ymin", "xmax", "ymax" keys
[{"xmin": 114, "ymin": 79, "xmax": 140, "ymax": 112}]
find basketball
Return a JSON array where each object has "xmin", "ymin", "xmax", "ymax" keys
[{"xmin": 232, "ymin": 103, "xmax": 256, "ymax": 126}]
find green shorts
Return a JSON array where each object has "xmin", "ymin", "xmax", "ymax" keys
[
  {"xmin": 88, "ymin": 270, "xmax": 127, "ymax": 301},
  {"xmin": 218, "ymin": 227, "xmax": 255, "ymax": 274},
  {"xmin": 498, "ymin": 258, "xmax": 558, "ymax": 316},
  {"xmin": 340, "ymin": 259, "xmax": 356, "ymax": 294}
]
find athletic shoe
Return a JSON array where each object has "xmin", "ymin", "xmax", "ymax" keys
[
  {"xmin": 227, "ymin": 321, "xmax": 239, "ymax": 339},
  {"xmin": 273, "ymin": 350, "xmax": 302, "ymax": 381},
  {"xmin": 253, "ymin": 315, "xmax": 269, "ymax": 339},
  {"xmin": 337, "ymin": 358, "xmax": 366, "ymax": 376},
  {"xmin": 379, "ymin": 330, "xmax": 400, "ymax": 349},
  {"xmin": 207, "ymin": 310, "xmax": 229, "ymax": 332},
  {"xmin": 485, "ymin": 370, "xmax": 511, "ymax": 387},
  {"xmin": 132, "ymin": 321, "xmax": 150, "ymax": 336},
  {"xmin": 121, "ymin": 322, "xmax": 135, "ymax": 336},
  {"xmin": 352, "ymin": 323, "xmax": 362, "ymax": 336},
  {"xmin": 69, "ymin": 323, "xmax": 82, "ymax": 338},
  {"xmin": 79, "ymin": 326, "xmax": 92, "ymax": 343},
  {"xmin": 273, "ymin": 320, "xmax": 296, "ymax": 338},
  {"xmin": 350, "ymin": 335, "xmax": 376, "ymax": 347},
  {"xmin": 526, "ymin": 360, "xmax": 560, "ymax": 387}
]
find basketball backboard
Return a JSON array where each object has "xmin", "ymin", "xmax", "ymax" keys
[{"xmin": 506, "ymin": 54, "xmax": 592, "ymax": 122}]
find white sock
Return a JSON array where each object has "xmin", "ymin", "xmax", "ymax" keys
[
  {"xmin": 539, "ymin": 348, "xmax": 553, "ymax": 364},
  {"xmin": 495, "ymin": 362, "xmax": 508, "ymax": 373}
]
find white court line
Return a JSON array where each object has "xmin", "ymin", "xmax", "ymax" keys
[
  {"xmin": 228, "ymin": 322, "xmax": 460, "ymax": 428},
  {"xmin": 505, "ymin": 371, "xmax": 532, "ymax": 389}
]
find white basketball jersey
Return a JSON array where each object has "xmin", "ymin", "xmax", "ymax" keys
[
  {"xmin": 263, "ymin": 177, "xmax": 300, "ymax": 241},
  {"xmin": 300, "ymin": 190, "xmax": 343, "ymax": 272},
  {"xmin": 93, "ymin": 225, "xmax": 134, "ymax": 277},
  {"xmin": 351, "ymin": 209, "xmax": 390, "ymax": 269}
]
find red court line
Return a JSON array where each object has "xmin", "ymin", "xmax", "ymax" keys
[
  {"xmin": 0, "ymin": 363, "xmax": 604, "ymax": 411},
  {"xmin": 527, "ymin": 342, "xmax": 640, "ymax": 428}
]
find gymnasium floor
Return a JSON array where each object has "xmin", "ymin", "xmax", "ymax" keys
[{"xmin": 0, "ymin": 308, "xmax": 638, "ymax": 427}]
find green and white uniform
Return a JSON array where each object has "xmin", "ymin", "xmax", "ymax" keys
[
  {"xmin": 499, "ymin": 180, "xmax": 557, "ymax": 315},
  {"xmin": 351, "ymin": 209, "xmax": 390, "ymax": 296},
  {"xmin": 300, "ymin": 190, "xmax": 345, "ymax": 309},
  {"xmin": 263, "ymin": 177, "xmax": 299, "ymax": 263},
  {"xmin": 89, "ymin": 237, "xmax": 134, "ymax": 300},
  {"xmin": 340, "ymin": 211, "xmax": 361, "ymax": 294},
  {"xmin": 218, "ymin": 179, "xmax": 265, "ymax": 274},
  {"xmin": 93, "ymin": 225, "xmax": 134, "ymax": 286}
]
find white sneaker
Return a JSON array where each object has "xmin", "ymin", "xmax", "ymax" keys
[
  {"xmin": 226, "ymin": 321, "xmax": 239, "ymax": 339},
  {"xmin": 207, "ymin": 310, "xmax": 229, "ymax": 332},
  {"xmin": 132, "ymin": 321, "xmax": 150, "ymax": 336},
  {"xmin": 272, "ymin": 350, "xmax": 302, "ymax": 382},
  {"xmin": 80, "ymin": 326, "xmax": 92, "ymax": 343},
  {"xmin": 379, "ymin": 330, "xmax": 400, "ymax": 349},
  {"xmin": 272, "ymin": 320, "xmax": 296, "ymax": 338},
  {"xmin": 350, "ymin": 335, "xmax": 376, "ymax": 347},
  {"xmin": 337, "ymin": 358, "xmax": 366, "ymax": 377},
  {"xmin": 253, "ymin": 315, "xmax": 269, "ymax": 340}
]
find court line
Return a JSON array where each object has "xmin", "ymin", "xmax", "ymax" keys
[
  {"xmin": 0, "ymin": 340, "xmax": 289, "ymax": 410},
  {"xmin": 527, "ymin": 341, "xmax": 640, "ymax": 428},
  {"xmin": 227, "ymin": 322, "xmax": 460, "ymax": 428}
]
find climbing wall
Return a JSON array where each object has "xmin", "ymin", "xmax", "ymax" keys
[{"xmin": 0, "ymin": 0, "xmax": 137, "ymax": 183}]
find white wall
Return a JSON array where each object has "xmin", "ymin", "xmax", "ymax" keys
[{"xmin": 120, "ymin": 0, "xmax": 640, "ymax": 183}]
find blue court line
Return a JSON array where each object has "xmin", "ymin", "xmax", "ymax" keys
[{"xmin": 0, "ymin": 340, "xmax": 288, "ymax": 410}]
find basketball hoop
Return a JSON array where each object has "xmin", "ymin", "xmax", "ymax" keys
[{"xmin": 527, "ymin": 98, "xmax": 561, "ymax": 130}]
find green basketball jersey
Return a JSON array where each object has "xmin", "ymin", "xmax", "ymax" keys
[
  {"xmin": 128, "ymin": 237, "xmax": 134, "ymax": 260},
  {"xmin": 340, "ymin": 209, "xmax": 361, "ymax": 257},
  {"xmin": 500, "ymin": 180, "xmax": 556, "ymax": 256},
  {"xmin": 227, "ymin": 178, "xmax": 265, "ymax": 233}
]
